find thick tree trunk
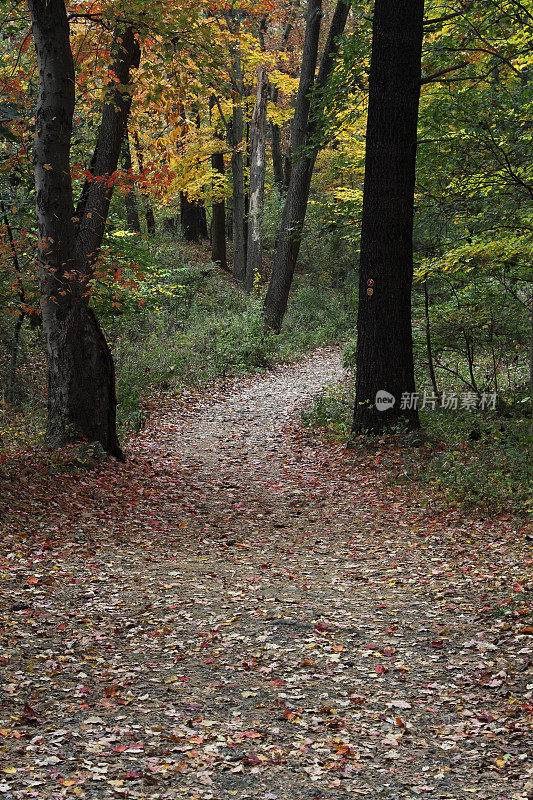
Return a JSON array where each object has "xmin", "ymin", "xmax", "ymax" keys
[
  {"xmin": 121, "ymin": 127, "xmax": 141, "ymax": 233},
  {"xmin": 230, "ymin": 47, "xmax": 246, "ymax": 282},
  {"xmin": 180, "ymin": 191, "xmax": 208, "ymax": 242},
  {"xmin": 351, "ymin": 0, "xmax": 424, "ymax": 436},
  {"xmin": 263, "ymin": 0, "xmax": 351, "ymax": 331},
  {"xmin": 29, "ymin": 0, "xmax": 139, "ymax": 458},
  {"xmin": 245, "ymin": 68, "xmax": 269, "ymax": 291}
]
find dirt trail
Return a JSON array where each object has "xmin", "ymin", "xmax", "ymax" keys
[{"xmin": 1, "ymin": 348, "xmax": 531, "ymax": 800}]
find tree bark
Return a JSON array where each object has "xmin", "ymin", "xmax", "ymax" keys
[
  {"xmin": 245, "ymin": 68, "xmax": 269, "ymax": 291},
  {"xmin": 229, "ymin": 45, "xmax": 246, "ymax": 283},
  {"xmin": 121, "ymin": 126, "xmax": 141, "ymax": 233},
  {"xmin": 424, "ymin": 279, "xmax": 440, "ymax": 397},
  {"xmin": 0, "ymin": 195, "xmax": 26, "ymax": 404},
  {"xmin": 263, "ymin": 0, "xmax": 351, "ymax": 331},
  {"xmin": 28, "ymin": 0, "xmax": 139, "ymax": 458},
  {"xmin": 210, "ymin": 96, "xmax": 228, "ymax": 271},
  {"xmin": 271, "ymin": 0, "xmax": 300, "ymax": 193},
  {"xmin": 351, "ymin": 0, "xmax": 424, "ymax": 436},
  {"xmin": 180, "ymin": 191, "xmax": 208, "ymax": 242},
  {"xmin": 131, "ymin": 130, "xmax": 156, "ymax": 236}
]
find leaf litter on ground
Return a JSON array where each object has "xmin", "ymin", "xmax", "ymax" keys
[{"xmin": 0, "ymin": 347, "xmax": 531, "ymax": 799}]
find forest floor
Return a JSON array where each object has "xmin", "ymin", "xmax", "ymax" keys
[{"xmin": 1, "ymin": 347, "xmax": 532, "ymax": 800}]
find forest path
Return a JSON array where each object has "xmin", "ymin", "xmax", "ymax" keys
[{"xmin": 1, "ymin": 348, "xmax": 530, "ymax": 800}]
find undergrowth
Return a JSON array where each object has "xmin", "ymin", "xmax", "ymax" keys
[
  {"xmin": 0, "ymin": 236, "xmax": 355, "ymax": 444},
  {"xmin": 302, "ymin": 349, "xmax": 532, "ymax": 518}
]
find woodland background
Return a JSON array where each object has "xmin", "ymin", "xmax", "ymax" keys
[{"xmin": 0, "ymin": 0, "xmax": 531, "ymax": 516}]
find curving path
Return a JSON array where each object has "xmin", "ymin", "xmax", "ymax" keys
[{"xmin": 1, "ymin": 347, "xmax": 530, "ymax": 800}]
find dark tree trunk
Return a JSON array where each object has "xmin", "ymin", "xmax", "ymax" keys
[
  {"xmin": 210, "ymin": 94, "xmax": 228, "ymax": 270},
  {"xmin": 28, "ymin": 0, "xmax": 139, "ymax": 458},
  {"xmin": 121, "ymin": 127, "xmax": 141, "ymax": 233},
  {"xmin": 263, "ymin": 0, "xmax": 350, "ymax": 331},
  {"xmin": 229, "ymin": 45, "xmax": 246, "ymax": 282},
  {"xmin": 0, "ymin": 195, "xmax": 26, "ymax": 404},
  {"xmin": 424, "ymin": 279, "xmax": 440, "ymax": 397},
  {"xmin": 351, "ymin": 0, "xmax": 424, "ymax": 436},
  {"xmin": 271, "ymin": 108, "xmax": 285, "ymax": 191},
  {"xmin": 75, "ymin": 24, "xmax": 140, "ymax": 273},
  {"xmin": 211, "ymin": 149, "xmax": 227, "ymax": 270},
  {"xmin": 245, "ymin": 67, "xmax": 269, "ymax": 291},
  {"xmin": 180, "ymin": 192, "xmax": 208, "ymax": 242},
  {"xmin": 271, "ymin": 0, "xmax": 299, "ymax": 193},
  {"xmin": 131, "ymin": 130, "xmax": 156, "ymax": 236}
]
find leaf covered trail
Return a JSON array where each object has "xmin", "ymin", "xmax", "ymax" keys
[{"xmin": 1, "ymin": 348, "xmax": 531, "ymax": 799}]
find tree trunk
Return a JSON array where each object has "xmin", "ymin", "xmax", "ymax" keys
[
  {"xmin": 351, "ymin": 0, "xmax": 424, "ymax": 436},
  {"xmin": 211, "ymin": 149, "xmax": 227, "ymax": 270},
  {"xmin": 0, "ymin": 194, "xmax": 26, "ymax": 404},
  {"xmin": 131, "ymin": 130, "xmax": 156, "ymax": 236},
  {"xmin": 180, "ymin": 191, "xmax": 208, "ymax": 242},
  {"xmin": 271, "ymin": 105, "xmax": 285, "ymax": 191},
  {"xmin": 209, "ymin": 94, "xmax": 228, "ymax": 270},
  {"xmin": 29, "ymin": 0, "xmax": 139, "ymax": 458},
  {"xmin": 271, "ymin": 0, "xmax": 300, "ymax": 193},
  {"xmin": 230, "ymin": 47, "xmax": 246, "ymax": 283},
  {"xmin": 121, "ymin": 127, "xmax": 141, "ymax": 233},
  {"xmin": 424, "ymin": 279, "xmax": 440, "ymax": 397},
  {"xmin": 246, "ymin": 68, "xmax": 269, "ymax": 291},
  {"xmin": 263, "ymin": 0, "xmax": 351, "ymax": 331}
]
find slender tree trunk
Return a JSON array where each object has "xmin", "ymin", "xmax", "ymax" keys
[
  {"xmin": 121, "ymin": 127, "xmax": 141, "ymax": 233},
  {"xmin": 263, "ymin": 0, "xmax": 351, "ymax": 331},
  {"xmin": 271, "ymin": 0, "xmax": 300, "ymax": 192},
  {"xmin": 131, "ymin": 130, "xmax": 156, "ymax": 236},
  {"xmin": 211, "ymin": 148, "xmax": 227, "ymax": 270},
  {"xmin": 210, "ymin": 96, "xmax": 228, "ymax": 271},
  {"xmin": 351, "ymin": 0, "xmax": 424, "ymax": 436},
  {"xmin": 29, "ymin": 0, "xmax": 139, "ymax": 458},
  {"xmin": 0, "ymin": 195, "xmax": 26, "ymax": 404},
  {"xmin": 246, "ymin": 68, "xmax": 269, "ymax": 291},
  {"xmin": 424, "ymin": 279, "xmax": 440, "ymax": 397},
  {"xmin": 230, "ymin": 47, "xmax": 246, "ymax": 282},
  {"xmin": 271, "ymin": 104, "xmax": 285, "ymax": 191}
]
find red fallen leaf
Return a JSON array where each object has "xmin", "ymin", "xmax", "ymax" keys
[
  {"xmin": 21, "ymin": 702, "xmax": 40, "ymax": 724},
  {"xmin": 112, "ymin": 745, "xmax": 128, "ymax": 752},
  {"xmin": 124, "ymin": 772, "xmax": 142, "ymax": 779},
  {"xmin": 242, "ymin": 753, "xmax": 261, "ymax": 765},
  {"xmin": 521, "ymin": 626, "xmax": 533, "ymax": 635},
  {"xmin": 25, "ymin": 576, "xmax": 38, "ymax": 586},
  {"xmin": 314, "ymin": 622, "xmax": 332, "ymax": 633},
  {"xmin": 375, "ymin": 664, "xmax": 388, "ymax": 674},
  {"xmin": 431, "ymin": 640, "xmax": 444, "ymax": 649}
]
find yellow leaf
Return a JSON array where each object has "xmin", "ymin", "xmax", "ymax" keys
[{"xmin": 43, "ymin": 163, "xmax": 52, "ymax": 170}]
